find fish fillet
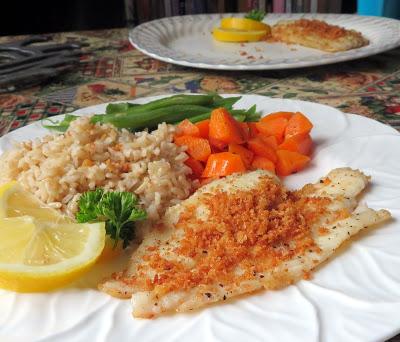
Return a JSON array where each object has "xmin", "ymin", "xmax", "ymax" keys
[
  {"xmin": 99, "ymin": 168, "xmax": 390, "ymax": 318},
  {"xmin": 271, "ymin": 19, "xmax": 369, "ymax": 52}
]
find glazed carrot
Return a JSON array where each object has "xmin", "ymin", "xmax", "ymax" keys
[
  {"xmin": 209, "ymin": 137, "xmax": 227, "ymax": 152},
  {"xmin": 256, "ymin": 117, "xmax": 288, "ymax": 144},
  {"xmin": 195, "ymin": 119, "xmax": 210, "ymax": 139},
  {"xmin": 238, "ymin": 121, "xmax": 250, "ymax": 141},
  {"xmin": 248, "ymin": 122, "xmax": 259, "ymax": 138},
  {"xmin": 174, "ymin": 135, "xmax": 211, "ymax": 162},
  {"xmin": 202, "ymin": 152, "xmax": 246, "ymax": 178},
  {"xmin": 251, "ymin": 156, "xmax": 276, "ymax": 173},
  {"xmin": 258, "ymin": 135, "xmax": 278, "ymax": 150},
  {"xmin": 279, "ymin": 133, "xmax": 313, "ymax": 156},
  {"xmin": 276, "ymin": 150, "xmax": 310, "ymax": 176},
  {"xmin": 247, "ymin": 136, "xmax": 277, "ymax": 163},
  {"xmin": 260, "ymin": 111, "xmax": 294, "ymax": 123},
  {"xmin": 209, "ymin": 108, "xmax": 245, "ymax": 144},
  {"xmin": 176, "ymin": 119, "xmax": 200, "ymax": 137},
  {"xmin": 185, "ymin": 156, "xmax": 204, "ymax": 179},
  {"xmin": 228, "ymin": 143, "xmax": 254, "ymax": 168},
  {"xmin": 285, "ymin": 112, "xmax": 313, "ymax": 139}
]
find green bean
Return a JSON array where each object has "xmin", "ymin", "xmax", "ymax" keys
[
  {"xmin": 232, "ymin": 106, "xmax": 260, "ymax": 122},
  {"xmin": 105, "ymin": 94, "xmax": 234, "ymax": 116},
  {"xmin": 105, "ymin": 103, "xmax": 139, "ymax": 114},
  {"xmin": 190, "ymin": 113, "xmax": 245, "ymax": 124},
  {"xmin": 186, "ymin": 112, "xmax": 211, "ymax": 123},
  {"xmin": 42, "ymin": 95, "xmax": 254, "ymax": 132},
  {"xmin": 91, "ymin": 105, "xmax": 214, "ymax": 130},
  {"xmin": 233, "ymin": 114, "xmax": 246, "ymax": 122},
  {"xmin": 212, "ymin": 96, "xmax": 242, "ymax": 109},
  {"xmin": 120, "ymin": 94, "xmax": 220, "ymax": 115},
  {"xmin": 186, "ymin": 108, "xmax": 259, "ymax": 124},
  {"xmin": 105, "ymin": 95, "xmax": 241, "ymax": 116},
  {"xmin": 42, "ymin": 114, "xmax": 79, "ymax": 132}
]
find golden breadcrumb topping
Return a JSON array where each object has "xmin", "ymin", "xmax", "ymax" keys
[
  {"xmin": 269, "ymin": 19, "xmax": 368, "ymax": 52},
  {"xmin": 117, "ymin": 176, "xmax": 334, "ymax": 294},
  {"xmin": 276, "ymin": 19, "xmax": 349, "ymax": 39}
]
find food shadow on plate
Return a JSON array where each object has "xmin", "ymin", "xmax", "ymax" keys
[
  {"xmin": 67, "ymin": 245, "xmax": 138, "ymax": 290},
  {"xmin": 311, "ymin": 137, "xmax": 329, "ymax": 150}
]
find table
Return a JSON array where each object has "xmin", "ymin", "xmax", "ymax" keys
[
  {"xmin": 1, "ymin": 28, "xmax": 400, "ymax": 135},
  {"xmin": 0, "ymin": 28, "xmax": 399, "ymax": 341}
]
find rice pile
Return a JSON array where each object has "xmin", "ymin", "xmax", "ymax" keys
[{"xmin": 0, "ymin": 117, "xmax": 193, "ymax": 220}]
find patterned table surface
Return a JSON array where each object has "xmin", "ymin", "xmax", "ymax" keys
[{"xmin": 0, "ymin": 28, "xmax": 400, "ymax": 341}]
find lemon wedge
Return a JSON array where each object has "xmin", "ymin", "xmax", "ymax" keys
[
  {"xmin": 0, "ymin": 182, "xmax": 105, "ymax": 292},
  {"xmin": 220, "ymin": 17, "xmax": 271, "ymax": 32},
  {"xmin": 213, "ymin": 27, "xmax": 268, "ymax": 42},
  {"xmin": 0, "ymin": 181, "xmax": 68, "ymax": 222}
]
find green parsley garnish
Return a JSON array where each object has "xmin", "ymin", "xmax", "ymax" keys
[
  {"xmin": 245, "ymin": 9, "xmax": 266, "ymax": 22},
  {"xmin": 76, "ymin": 189, "xmax": 147, "ymax": 248}
]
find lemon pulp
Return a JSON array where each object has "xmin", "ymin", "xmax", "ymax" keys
[{"xmin": 0, "ymin": 182, "xmax": 105, "ymax": 292}]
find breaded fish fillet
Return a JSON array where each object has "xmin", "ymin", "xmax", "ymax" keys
[
  {"xmin": 271, "ymin": 19, "xmax": 369, "ymax": 52},
  {"xmin": 99, "ymin": 168, "xmax": 390, "ymax": 318}
]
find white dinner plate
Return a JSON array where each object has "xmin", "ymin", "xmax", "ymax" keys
[
  {"xmin": 129, "ymin": 13, "xmax": 400, "ymax": 70},
  {"xmin": 1, "ymin": 95, "xmax": 400, "ymax": 342}
]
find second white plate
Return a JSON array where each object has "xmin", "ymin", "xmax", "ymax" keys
[{"xmin": 129, "ymin": 13, "xmax": 400, "ymax": 70}]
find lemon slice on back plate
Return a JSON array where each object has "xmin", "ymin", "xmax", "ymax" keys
[
  {"xmin": 212, "ymin": 28, "xmax": 269, "ymax": 42},
  {"xmin": 220, "ymin": 17, "xmax": 270, "ymax": 32},
  {"xmin": 0, "ymin": 182, "xmax": 105, "ymax": 292}
]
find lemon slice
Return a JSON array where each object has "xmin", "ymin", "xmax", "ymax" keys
[
  {"xmin": 0, "ymin": 181, "xmax": 67, "ymax": 222},
  {"xmin": 213, "ymin": 28, "xmax": 268, "ymax": 42},
  {"xmin": 220, "ymin": 17, "xmax": 271, "ymax": 32},
  {"xmin": 0, "ymin": 182, "xmax": 106, "ymax": 292},
  {"xmin": 0, "ymin": 218, "xmax": 105, "ymax": 292}
]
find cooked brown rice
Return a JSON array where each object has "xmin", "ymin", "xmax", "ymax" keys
[{"xmin": 0, "ymin": 117, "xmax": 193, "ymax": 220}]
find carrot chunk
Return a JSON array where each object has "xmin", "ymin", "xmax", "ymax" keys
[
  {"xmin": 209, "ymin": 108, "xmax": 245, "ymax": 144},
  {"xmin": 248, "ymin": 122, "xmax": 259, "ymax": 138},
  {"xmin": 238, "ymin": 121, "xmax": 250, "ymax": 141},
  {"xmin": 176, "ymin": 119, "xmax": 200, "ymax": 137},
  {"xmin": 202, "ymin": 152, "xmax": 246, "ymax": 178},
  {"xmin": 185, "ymin": 156, "xmax": 204, "ymax": 179},
  {"xmin": 174, "ymin": 135, "xmax": 211, "ymax": 162},
  {"xmin": 228, "ymin": 143, "xmax": 254, "ymax": 168},
  {"xmin": 279, "ymin": 133, "xmax": 313, "ymax": 156},
  {"xmin": 276, "ymin": 150, "xmax": 310, "ymax": 176},
  {"xmin": 258, "ymin": 135, "xmax": 278, "ymax": 150},
  {"xmin": 209, "ymin": 137, "xmax": 227, "ymax": 152},
  {"xmin": 195, "ymin": 119, "xmax": 210, "ymax": 139},
  {"xmin": 256, "ymin": 117, "xmax": 288, "ymax": 143},
  {"xmin": 251, "ymin": 156, "xmax": 276, "ymax": 173},
  {"xmin": 285, "ymin": 112, "xmax": 313, "ymax": 139},
  {"xmin": 247, "ymin": 136, "xmax": 277, "ymax": 163},
  {"xmin": 260, "ymin": 111, "xmax": 294, "ymax": 123}
]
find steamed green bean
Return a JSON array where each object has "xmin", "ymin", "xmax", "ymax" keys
[{"xmin": 42, "ymin": 94, "xmax": 259, "ymax": 132}]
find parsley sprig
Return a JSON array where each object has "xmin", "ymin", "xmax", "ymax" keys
[
  {"xmin": 245, "ymin": 9, "xmax": 266, "ymax": 22},
  {"xmin": 76, "ymin": 189, "xmax": 147, "ymax": 248}
]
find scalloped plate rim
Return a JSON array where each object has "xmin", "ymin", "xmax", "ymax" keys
[
  {"xmin": 128, "ymin": 13, "xmax": 400, "ymax": 70},
  {"xmin": 1, "ymin": 95, "xmax": 400, "ymax": 342}
]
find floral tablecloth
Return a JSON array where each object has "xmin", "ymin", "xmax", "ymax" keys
[
  {"xmin": 1, "ymin": 28, "xmax": 400, "ymax": 135},
  {"xmin": 0, "ymin": 27, "xmax": 399, "ymax": 341}
]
